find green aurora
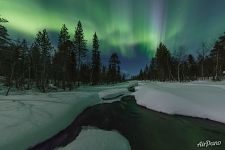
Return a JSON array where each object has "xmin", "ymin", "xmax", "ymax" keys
[{"xmin": 1, "ymin": 0, "xmax": 225, "ymax": 58}]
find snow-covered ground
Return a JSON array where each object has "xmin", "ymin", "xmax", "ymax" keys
[
  {"xmin": 98, "ymin": 88, "xmax": 131, "ymax": 103},
  {"xmin": 0, "ymin": 91, "xmax": 100, "ymax": 150},
  {"xmin": 0, "ymin": 80, "xmax": 225, "ymax": 149},
  {"xmin": 0, "ymin": 82, "xmax": 132, "ymax": 150},
  {"xmin": 133, "ymin": 80, "xmax": 225, "ymax": 123},
  {"xmin": 57, "ymin": 128, "xmax": 131, "ymax": 150}
]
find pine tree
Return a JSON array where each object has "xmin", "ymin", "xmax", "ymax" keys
[
  {"xmin": 149, "ymin": 58, "xmax": 157, "ymax": 80},
  {"xmin": 117, "ymin": 65, "xmax": 121, "ymax": 82},
  {"xmin": 203, "ymin": 56, "xmax": 214, "ymax": 79},
  {"xmin": 91, "ymin": 32, "xmax": 101, "ymax": 85},
  {"xmin": 101, "ymin": 65, "xmax": 107, "ymax": 83},
  {"xmin": 25, "ymin": 42, "xmax": 32, "ymax": 89},
  {"xmin": 108, "ymin": 53, "xmax": 120, "ymax": 83},
  {"xmin": 0, "ymin": 16, "xmax": 10, "ymax": 76},
  {"xmin": 30, "ymin": 42, "xmax": 41, "ymax": 87},
  {"xmin": 74, "ymin": 21, "xmax": 87, "ymax": 86},
  {"xmin": 80, "ymin": 63, "xmax": 91, "ymax": 84},
  {"xmin": 68, "ymin": 49, "xmax": 77, "ymax": 88},
  {"xmin": 5, "ymin": 41, "xmax": 21, "ymax": 95},
  {"xmin": 34, "ymin": 29, "xmax": 53, "ymax": 92},
  {"xmin": 0, "ymin": 17, "xmax": 10, "ymax": 49},
  {"xmin": 57, "ymin": 24, "xmax": 71, "ymax": 90},
  {"xmin": 155, "ymin": 43, "xmax": 171, "ymax": 81},
  {"xmin": 139, "ymin": 69, "xmax": 144, "ymax": 80},
  {"xmin": 16, "ymin": 39, "xmax": 29, "ymax": 88},
  {"xmin": 144, "ymin": 64, "xmax": 149, "ymax": 80}
]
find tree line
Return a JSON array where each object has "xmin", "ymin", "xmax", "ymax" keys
[
  {"xmin": 134, "ymin": 34, "xmax": 225, "ymax": 81},
  {"xmin": 0, "ymin": 16, "xmax": 123, "ymax": 94}
]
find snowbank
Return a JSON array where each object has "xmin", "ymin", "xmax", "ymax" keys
[
  {"xmin": 0, "ymin": 82, "xmax": 132, "ymax": 149},
  {"xmin": 133, "ymin": 81, "xmax": 225, "ymax": 123},
  {"xmin": 98, "ymin": 81, "xmax": 138, "ymax": 101},
  {"xmin": 2, "ymin": 80, "xmax": 224, "ymax": 149},
  {"xmin": 57, "ymin": 128, "xmax": 131, "ymax": 150},
  {"xmin": 0, "ymin": 91, "xmax": 100, "ymax": 150},
  {"xmin": 99, "ymin": 88, "xmax": 128, "ymax": 100}
]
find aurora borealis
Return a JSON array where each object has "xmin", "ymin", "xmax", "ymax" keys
[{"xmin": 1, "ymin": 0, "xmax": 225, "ymax": 74}]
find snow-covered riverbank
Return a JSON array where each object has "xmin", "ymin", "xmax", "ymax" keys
[
  {"xmin": 0, "ymin": 91, "xmax": 99, "ymax": 150},
  {"xmin": 0, "ymin": 80, "xmax": 225, "ymax": 149},
  {"xmin": 57, "ymin": 128, "xmax": 131, "ymax": 150},
  {"xmin": 133, "ymin": 80, "xmax": 225, "ymax": 123},
  {"xmin": 0, "ymin": 82, "xmax": 132, "ymax": 150}
]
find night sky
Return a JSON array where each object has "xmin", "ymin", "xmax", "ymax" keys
[{"xmin": 1, "ymin": 0, "xmax": 225, "ymax": 75}]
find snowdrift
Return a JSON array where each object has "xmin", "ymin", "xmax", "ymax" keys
[{"xmin": 133, "ymin": 81, "xmax": 225, "ymax": 123}]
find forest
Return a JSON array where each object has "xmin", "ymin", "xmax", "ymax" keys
[
  {"xmin": 1, "ymin": 15, "xmax": 225, "ymax": 95},
  {"xmin": 134, "ymin": 36, "xmax": 225, "ymax": 82},
  {"xmin": 0, "ymin": 17, "xmax": 123, "ymax": 95}
]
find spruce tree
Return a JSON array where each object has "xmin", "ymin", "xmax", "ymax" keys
[
  {"xmin": 34, "ymin": 29, "xmax": 53, "ymax": 92},
  {"xmin": 155, "ymin": 43, "xmax": 171, "ymax": 81},
  {"xmin": 108, "ymin": 53, "xmax": 120, "ymax": 83},
  {"xmin": 0, "ymin": 16, "xmax": 10, "ymax": 76},
  {"xmin": 17, "ymin": 39, "xmax": 29, "ymax": 88},
  {"xmin": 117, "ymin": 65, "xmax": 121, "ymax": 82},
  {"xmin": 101, "ymin": 65, "xmax": 107, "ymax": 83},
  {"xmin": 0, "ymin": 17, "xmax": 10, "ymax": 49},
  {"xmin": 149, "ymin": 58, "xmax": 157, "ymax": 80},
  {"xmin": 91, "ymin": 32, "xmax": 101, "ymax": 85},
  {"xmin": 68, "ymin": 49, "xmax": 77, "ymax": 88},
  {"xmin": 144, "ymin": 64, "xmax": 149, "ymax": 80},
  {"xmin": 74, "ymin": 21, "xmax": 87, "ymax": 86},
  {"xmin": 4, "ymin": 42, "xmax": 17, "ymax": 95},
  {"xmin": 30, "ymin": 42, "xmax": 41, "ymax": 87},
  {"xmin": 57, "ymin": 24, "xmax": 71, "ymax": 90},
  {"xmin": 139, "ymin": 69, "xmax": 144, "ymax": 80},
  {"xmin": 80, "ymin": 63, "xmax": 91, "ymax": 84}
]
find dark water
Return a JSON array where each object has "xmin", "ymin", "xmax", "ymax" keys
[{"xmin": 29, "ymin": 95, "xmax": 225, "ymax": 150}]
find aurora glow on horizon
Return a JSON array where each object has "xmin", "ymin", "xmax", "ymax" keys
[{"xmin": 1, "ymin": 0, "xmax": 225, "ymax": 74}]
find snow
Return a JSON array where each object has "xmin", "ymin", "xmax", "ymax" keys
[
  {"xmin": 133, "ymin": 81, "xmax": 225, "ymax": 123},
  {"xmin": 57, "ymin": 128, "xmax": 131, "ymax": 150},
  {"xmin": 0, "ymin": 90, "xmax": 100, "ymax": 150},
  {"xmin": 99, "ymin": 88, "xmax": 129, "ymax": 100},
  {"xmin": 0, "ymin": 80, "xmax": 225, "ymax": 149},
  {"xmin": 98, "ymin": 81, "xmax": 138, "ymax": 101},
  {"xmin": 0, "ymin": 82, "xmax": 133, "ymax": 150}
]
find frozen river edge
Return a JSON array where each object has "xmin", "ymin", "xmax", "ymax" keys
[{"xmin": 30, "ymin": 95, "xmax": 225, "ymax": 150}]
